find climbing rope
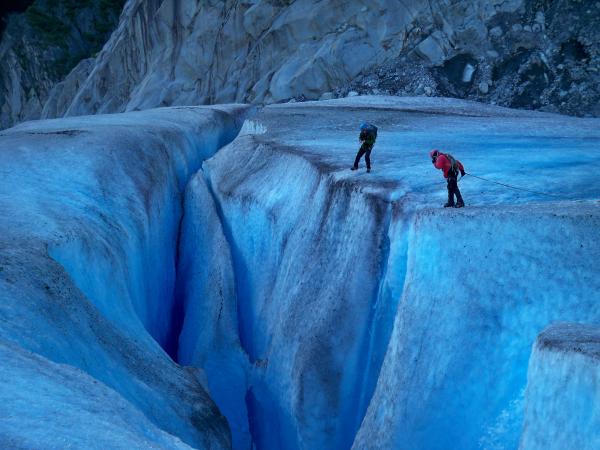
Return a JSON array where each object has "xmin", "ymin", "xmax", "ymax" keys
[{"xmin": 463, "ymin": 172, "xmax": 561, "ymax": 198}]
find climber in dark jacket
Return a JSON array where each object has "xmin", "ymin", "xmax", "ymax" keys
[
  {"xmin": 430, "ymin": 149, "xmax": 465, "ymax": 208},
  {"xmin": 351, "ymin": 123, "xmax": 377, "ymax": 173}
]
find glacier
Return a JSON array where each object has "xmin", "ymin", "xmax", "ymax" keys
[
  {"xmin": 1, "ymin": 96, "xmax": 599, "ymax": 449},
  {"xmin": 0, "ymin": 105, "xmax": 248, "ymax": 448},
  {"xmin": 181, "ymin": 97, "xmax": 600, "ymax": 449}
]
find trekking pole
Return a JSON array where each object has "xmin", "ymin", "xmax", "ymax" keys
[{"xmin": 463, "ymin": 172, "xmax": 561, "ymax": 199}]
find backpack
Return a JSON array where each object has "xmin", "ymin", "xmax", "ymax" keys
[
  {"xmin": 360, "ymin": 123, "xmax": 378, "ymax": 143},
  {"xmin": 443, "ymin": 152, "xmax": 459, "ymax": 175}
]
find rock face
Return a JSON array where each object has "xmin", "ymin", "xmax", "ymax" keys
[
  {"xmin": 55, "ymin": 0, "xmax": 426, "ymax": 116},
  {"xmin": 341, "ymin": 0, "xmax": 600, "ymax": 117},
  {"xmin": 1, "ymin": 0, "xmax": 599, "ymax": 127},
  {"xmin": 37, "ymin": 0, "xmax": 600, "ymax": 121},
  {"xmin": 520, "ymin": 323, "xmax": 600, "ymax": 450},
  {"xmin": 0, "ymin": 0, "xmax": 125, "ymax": 129}
]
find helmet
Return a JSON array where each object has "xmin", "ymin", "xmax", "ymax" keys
[{"xmin": 429, "ymin": 149, "xmax": 440, "ymax": 158}]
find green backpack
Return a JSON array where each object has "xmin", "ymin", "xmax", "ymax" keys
[{"xmin": 360, "ymin": 123, "xmax": 378, "ymax": 145}]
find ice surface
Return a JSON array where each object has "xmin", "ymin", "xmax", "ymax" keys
[
  {"xmin": 268, "ymin": 96, "xmax": 600, "ymax": 207},
  {"xmin": 0, "ymin": 338, "xmax": 191, "ymax": 449},
  {"xmin": 520, "ymin": 323, "xmax": 600, "ymax": 450},
  {"xmin": 179, "ymin": 96, "xmax": 600, "ymax": 449},
  {"xmin": 0, "ymin": 105, "xmax": 247, "ymax": 448}
]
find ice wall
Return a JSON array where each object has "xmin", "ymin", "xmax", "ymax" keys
[
  {"xmin": 196, "ymin": 134, "xmax": 400, "ymax": 449},
  {"xmin": 354, "ymin": 202, "xmax": 600, "ymax": 450},
  {"xmin": 0, "ymin": 105, "xmax": 246, "ymax": 448},
  {"xmin": 520, "ymin": 323, "xmax": 600, "ymax": 450},
  {"xmin": 175, "ymin": 172, "xmax": 251, "ymax": 449}
]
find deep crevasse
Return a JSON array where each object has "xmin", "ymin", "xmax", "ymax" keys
[
  {"xmin": 175, "ymin": 171, "xmax": 251, "ymax": 449},
  {"xmin": 179, "ymin": 133, "xmax": 410, "ymax": 450},
  {"xmin": 4, "ymin": 96, "xmax": 596, "ymax": 449}
]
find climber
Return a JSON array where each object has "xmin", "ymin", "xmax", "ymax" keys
[
  {"xmin": 430, "ymin": 149, "xmax": 465, "ymax": 208},
  {"xmin": 351, "ymin": 122, "xmax": 377, "ymax": 173}
]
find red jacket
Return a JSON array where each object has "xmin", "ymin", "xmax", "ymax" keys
[{"xmin": 430, "ymin": 150, "xmax": 464, "ymax": 178}]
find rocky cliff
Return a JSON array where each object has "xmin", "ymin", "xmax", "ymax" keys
[
  {"xmin": 1, "ymin": 0, "xmax": 599, "ymax": 128},
  {"xmin": 0, "ymin": 0, "xmax": 125, "ymax": 129},
  {"xmin": 342, "ymin": 0, "xmax": 600, "ymax": 117}
]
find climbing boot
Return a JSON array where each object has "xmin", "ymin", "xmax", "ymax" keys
[
  {"xmin": 444, "ymin": 202, "xmax": 455, "ymax": 208},
  {"xmin": 367, "ymin": 168, "xmax": 371, "ymax": 173},
  {"xmin": 351, "ymin": 166, "xmax": 358, "ymax": 171},
  {"xmin": 455, "ymin": 201, "xmax": 465, "ymax": 208}
]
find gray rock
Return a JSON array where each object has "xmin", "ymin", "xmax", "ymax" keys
[
  {"xmin": 416, "ymin": 32, "xmax": 448, "ymax": 66},
  {"xmin": 478, "ymin": 81, "xmax": 489, "ymax": 94},
  {"xmin": 524, "ymin": 25, "xmax": 532, "ymax": 32},
  {"xmin": 512, "ymin": 24, "xmax": 523, "ymax": 32},
  {"xmin": 319, "ymin": 92, "xmax": 335, "ymax": 100},
  {"xmin": 535, "ymin": 11, "xmax": 545, "ymax": 25},
  {"xmin": 48, "ymin": 0, "xmax": 438, "ymax": 116},
  {"xmin": 489, "ymin": 26, "xmax": 503, "ymax": 38},
  {"xmin": 41, "ymin": 59, "xmax": 95, "ymax": 120},
  {"xmin": 0, "ymin": 1, "xmax": 122, "ymax": 129},
  {"xmin": 1, "ymin": 0, "xmax": 599, "ymax": 126},
  {"xmin": 347, "ymin": 90, "xmax": 359, "ymax": 97}
]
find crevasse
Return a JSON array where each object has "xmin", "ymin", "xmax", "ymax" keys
[
  {"xmin": 178, "ymin": 132, "xmax": 410, "ymax": 450},
  {"xmin": 48, "ymin": 108, "xmax": 243, "ymax": 354}
]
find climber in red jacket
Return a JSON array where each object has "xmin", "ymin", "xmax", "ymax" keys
[{"xmin": 430, "ymin": 149, "xmax": 465, "ymax": 208}]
